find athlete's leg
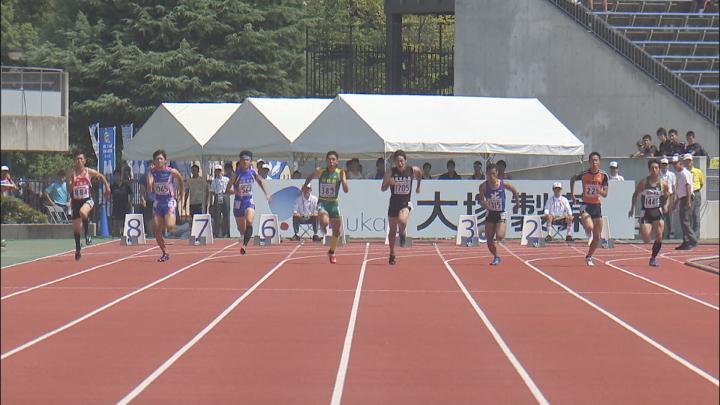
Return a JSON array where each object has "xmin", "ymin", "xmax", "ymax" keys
[
  {"xmin": 587, "ymin": 217, "xmax": 603, "ymax": 259},
  {"xmin": 243, "ymin": 207, "xmax": 256, "ymax": 248},
  {"xmin": 154, "ymin": 214, "xmax": 167, "ymax": 255},
  {"xmin": 495, "ymin": 220, "xmax": 507, "ymax": 241},
  {"xmin": 318, "ymin": 211, "xmax": 329, "ymax": 235},
  {"xmin": 649, "ymin": 219, "xmax": 664, "ymax": 266},
  {"xmin": 639, "ymin": 222, "xmax": 652, "ymax": 244},
  {"xmin": 581, "ymin": 213, "xmax": 594, "ymax": 237},
  {"xmin": 485, "ymin": 222, "xmax": 498, "ymax": 259},
  {"xmin": 80, "ymin": 202, "xmax": 93, "ymax": 244},
  {"xmin": 388, "ymin": 216, "xmax": 399, "ymax": 256},
  {"xmin": 397, "ymin": 207, "xmax": 410, "ymax": 238}
]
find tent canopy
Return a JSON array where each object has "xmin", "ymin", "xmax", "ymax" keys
[
  {"xmin": 204, "ymin": 98, "xmax": 331, "ymax": 159},
  {"xmin": 291, "ymin": 94, "xmax": 584, "ymax": 159},
  {"xmin": 122, "ymin": 103, "xmax": 241, "ymax": 161}
]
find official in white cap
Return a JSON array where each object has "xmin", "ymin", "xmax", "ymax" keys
[
  {"xmin": 673, "ymin": 153, "xmax": 697, "ymax": 249},
  {"xmin": 659, "ymin": 157, "xmax": 676, "ymax": 238},
  {"xmin": 1, "ymin": 165, "xmax": 17, "ymax": 197},
  {"xmin": 543, "ymin": 182, "xmax": 574, "ymax": 242},
  {"xmin": 608, "ymin": 161, "xmax": 625, "ymax": 181}
]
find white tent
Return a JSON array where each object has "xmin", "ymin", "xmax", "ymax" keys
[
  {"xmin": 204, "ymin": 97, "xmax": 332, "ymax": 159},
  {"xmin": 291, "ymin": 94, "xmax": 584, "ymax": 159},
  {"xmin": 122, "ymin": 103, "xmax": 241, "ymax": 161}
]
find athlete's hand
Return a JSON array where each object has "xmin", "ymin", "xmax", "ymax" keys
[
  {"xmin": 628, "ymin": 209, "xmax": 634, "ymax": 218},
  {"xmin": 571, "ymin": 195, "xmax": 577, "ymax": 205}
]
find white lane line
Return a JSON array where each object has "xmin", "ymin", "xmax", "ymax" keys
[
  {"xmin": 116, "ymin": 243, "xmax": 304, "ymax": 405},
  {"xmin": 501, "ymin": 245, "xmax": 719, "ymax": 387},
  {"xmin": 434, "ymin": 244, "xmax": 550, "ymax": 405},
  {"xmin": 1, "ymin": 243, "xmax": 236, "ymax": 360},
  {"xmin": 1, "ymin": 245, "xmax": 159, "ymax": 300},
  {"xmin": 330, "ymin": 243, "xmax": 370, "ymax": 405},
  {"xmin": 604, "ymin": 258, "xmax": 718, "ymax": 311}
]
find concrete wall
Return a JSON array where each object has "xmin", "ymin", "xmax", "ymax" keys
[
  {"xmin": 1, "ymin": 115, "xmax": 69, "ymax": 151},
  {"xmin": 454, "ymin": 0, "xmax": 718, "ymax": 170},
  {"xmin": 1, "ymin": 223, "xmax": 96, "ymax": 239}
]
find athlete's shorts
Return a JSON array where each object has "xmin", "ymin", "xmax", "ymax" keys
[
  {"xmin": 388, "ymin": 199, "xmax": 413, "ymax": 217},
  {"xmin": 233, "ymin": 198, "xmax": 255, "ymax": 217},
  {"xmin": 640, "ymin": 207, "xmax": 664, "ymax": 224},
  {"xmin": 318, "ymin": 200, "xmax": 341, "ymax": 219},
  {"xmin": 485, "ymin": 210, "xmax": 507, "ymax": 224},
  {"xmin": 153, "ymin": 198, "xmax": 177, "ymax": 217},
  {"xmin": 580, "ymin": 203, "xmax": 602, "ymax": 219},
  {"xmin": 71, "ymin": 198, "xmax": 94, "ymax": 220}
]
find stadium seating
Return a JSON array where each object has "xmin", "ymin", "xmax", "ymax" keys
[{"xmin": 594, "ymin": 1, "xmax": 719, "ymax": 102}]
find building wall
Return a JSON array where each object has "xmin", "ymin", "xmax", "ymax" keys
[
  {"xmin": 1, "ymin": 115, "xmax": 69, "ymax": 151},
  {"xmin": 454, "ymin": 0, "xmax": 718, "ymax": 170}
]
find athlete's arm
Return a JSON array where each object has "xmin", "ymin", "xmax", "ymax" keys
[
  {"xmin": 504, "ymin": 181, "xmax": 521, "ymax": 213},
  {"xmin": 225, "ymin": 173, "xmax": 236, "ymax": 194},
  {"xmin": 253, "ymin": 172, "xmax": 272, "ymax": 202},
  {"xmin": 628, "ymin": 178, "xmax": 645, "ymax": 217},
  {"xmin": 477, "ymin": 182, "xmax": 487, "ymax": 209},
  {"xmin": 89, "ymin": 168, "xmax": 112, "ymax": 198},
  {"xmin": 570, "ymin": 174, "xmax": 578, "ymax": 204},
  {"xmin": 662, "ymin": 181, "xmax": 670, "ymax": 214},
  {"xmin": 171, "ymin": 168, "xmax": 185, "ymax": 200},
  {"xmin": 598, "ymin": 174, "xmax": 609, "ymax": 198},
  {"xmin": 380, "ymin": 167, "xmax": 393, "ymax": 192},
  {"xmin": 413, "ymin": 166, "xmax": 422, "ymax": 193},
  {"xmin": 302, "ymin": 168, "xmax": 321, "ymax": 189},
  {"xmin": 340, "ymin": 168, "xmax": 349, "ymax": 193}
]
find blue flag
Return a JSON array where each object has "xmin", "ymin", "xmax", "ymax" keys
[{"xmin": 99, "ymin": 126, "xmax": 116, "ymax": 180}]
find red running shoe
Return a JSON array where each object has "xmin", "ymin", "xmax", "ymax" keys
[{"xmin": 328, "ymin": 250, "xmax": 337, "ymax": 264}]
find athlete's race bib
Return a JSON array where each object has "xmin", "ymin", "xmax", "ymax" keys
[
  {"xmin": 393, "ymin": 178, "xmax": 411, "ymax": 195},
  {"xmin": 73, "ymin": 185, "xmax": 90, "ymax": 199},
  {"xmin": 584, "ymin": 183, "xmax": 599, "ymax": 197},
  {"xmin": 154, "ymin": 183, "xmax": 171, "ymax": 196},
  {"xmin": 642, "ymin": 190, "xmax": 661, "ymax": 208},
  {"xmin": 486, "ymin": 198, "xmax": 503, "ymax": 211},
  {"xmin": 320, "ymin": 183, "xmax": 336, "ymax": 198},
  {"xmin": 238, "ymin": 183, "xmax": 253, "ymax": 197}
]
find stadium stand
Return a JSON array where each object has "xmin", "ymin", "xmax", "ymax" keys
[{"xmin": 595, "ymin": 1, "xmax": 719, "ymax": 103}]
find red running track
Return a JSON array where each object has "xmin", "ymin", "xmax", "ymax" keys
[{"xmin": 1, "ymin": 238, "xmax": 718, "ymax": 404}]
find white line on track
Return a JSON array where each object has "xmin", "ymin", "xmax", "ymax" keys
[
  {"xmin": 604, "ymin": 258, "xmax": 718, "ymax": 311},
  {"xmin": 501, "ymin": 245, "xmax": 719, "ymax": 387},
  {"xmin": 1, "ymin": 245, "xmax": 159, "ymax": 300},
  {"xmin": 330, "ymin": 243, "xmax": 370, "ymax": 405},
  {"xmin": 1, "ymin": 243, "xmax": 236, "ymax": 361},
  {"xmin": 116, "ymin": 242, "xmax": 304, "ymax": 405},
  {"xmin": 434, "ymin": 244, "xmax": 550, "ymax": 405}
]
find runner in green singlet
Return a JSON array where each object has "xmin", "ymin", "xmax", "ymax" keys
[
  {"xmin": 628, "ymin": 159, "xmax": 669, "ymax": 267},
  {"xmin": 303, "ymin": 150, "xmax": 349, "ymax": 264}
]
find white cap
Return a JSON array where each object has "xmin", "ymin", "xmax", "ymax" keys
[
  {"xmin": 214, "ymin": 164, "xmax": 223, "ymax": 170},
  {"xmin": 304, "ymin": 183, "xmax": 312, "ymax": 189},
  {"xmin": 660, "ymin": 158, "xmax": 669, "ymax": 164},
  {"xmin": 261, "ymin": 163, "xmax": 271, "ymax": 169},
  {"xmin": 609, "ymin": 161, "xmax": 618, "ymax": 168},
  {"xmin": 683, "ymin": 153, "xmax": 693, "ymax": 161},
  {"xmin": 671, "ymin": 155, "xmax": 679, "ymax": 162},
  {"xmin": 0, "ymin": 165, "xmax": 9, "ymax": 171},
  {"xmin": 552, "ymin": 182, "xmax": 562, "ymax": 189}
]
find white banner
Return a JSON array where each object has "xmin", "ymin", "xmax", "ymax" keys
[{"xmin": 227, "ymin": 180, "xmax": 636, "ymax": 239}]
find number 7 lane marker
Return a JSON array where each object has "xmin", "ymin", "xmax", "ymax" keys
[
  {"xmin": 116, "ymin": 243, "xmax": 304, "ymax": 405},
  {"xmin": 434, "ymin": 244, "xmax": 550, "ymax": 405}
]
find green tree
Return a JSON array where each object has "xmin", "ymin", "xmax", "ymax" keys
[
  {"xmin": 0, "ymin": 0, "xmax": 55, "ymax": 64},
  {"xmin": 22, "ymin": 0, "xmax": 308, "ymax": 158}
]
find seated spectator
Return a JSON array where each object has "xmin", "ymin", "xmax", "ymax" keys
[
  {"xmin": 1, "ymin": 165, "xmax": 17, "ymax": 197},
  {"xmin": 665, "ymin": 129, "xmax": 685, "ymax": 157},
  {"xmin": 438, "ymin": 159, "xmax": 461, "ymax": 179},
  {"xmin": 367, "ymin": 157, "xmax": 386, "ymax": 180},
  {"xmin": 43, "ymin": 170, "xmax": 70, "ymax": 214},
  {"xmin": 292, "ymin": 170, "xmax": 302, "ymax": 179},
  {"xmin": 292, "ymin": 184, "xmax": 320, "ymax": 241},
  {"xmin": 684, "ymin": 131, "xmax": 707, "ymax": 157},
  {"xmin": 496, "ymin": 160, "xmax": 512, "ymax": 179},
  {"xmin": 655, "ymin": 127, "xmax": 669, "ymax": 157},
  {"xmin": 544, "ymin": 182, "xmax": 573, "ymax": 241},
  {"xmin": 609, "ymin": 161, "xmax": 625, "ymax": 181},
  {"xmin": 421, "ymin": 162, "xmax": 433, "ymax": 179},
  {"xmin": 469, "ymin": 160, "xmax": 485, "ymax": 179},
  {"xmin": 346, "ymin": 158, "xmax": 364, "ymax": 179},
  {"xmin": 632, "ymin": 134, "xmax": 659, "ymax": 157}
]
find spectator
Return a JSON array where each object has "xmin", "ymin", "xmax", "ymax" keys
[
  {"xmin": 139, "ymin": 160, "xmax": 156, "ymax": 236},
  {"xmin": 496, "ymin": 160, "xmax": 512, "ymax": 179},
  {"xmin": 609, "ymin": 161, "xmax": 625, "ymax": 181},
  {"xmin": 183, "ymin": 164, "xmax": 206, "ymax": 217},
  {"xmin": 209, "ymin": 164, "xmax": 230, "ymax": 238},
  {"xmin": 110, "ymin": 169, "xmax": 133, "ymax": 237},
  {"xmin": 291, "ymin": 184, "xmax": 320, "ymax": 241},
  {"xmin": 686, "ymin": 154, "xmax": 704, "ymax": 240},
  {"xmin": 438, "ymin": 159, "xmax": 462, "ymax": 179},
  {"xmin": 673, "ymin": 154, "xmax": 697, "ymax": 250},
  {"xmin": 421, "ymin": 162, "xmax": 433, "ymax": 179},
  {"xmin": 632, "ymin": 134, "xmax": 658, "ymax": 157},
  {"xmin": 346, "ymin": 157, "xmax": 364, "ymax": 179},
  {"xmin": 659, "ymin": 157, "xmax": 677, "ymax": 239},
  {"xmin": 665, "ymin": 129, "xmax": 685, "ymax": 157},
  {"xmin": 43, "ymin": 170, "xmax": 70, "ymax": 215},
  {"xmin": 1, "ymin": 165, "xmax": 17, "ymax": 197},
  {"xmin": 684, "ymin": 131, "xmax": 707, "ymax": 157},
  {"xmin": 469, "ymin": 160, "xmax": 485, "ymax": 180},
  {"xmin": 292, "ymin": 170, "xmax": 302, "ymax": 179},
  {"xmin": 655, "ymin": 127, "xmax": 669, "ymax": 157},
  {"xmin": 544, "ymin": 182, "xmax": 573, "ymax": 241},
  {"xmin": 367, "ymin": 157, "xmax": 386, "ymax": 180}
]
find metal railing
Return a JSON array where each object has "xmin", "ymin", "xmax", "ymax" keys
[
  {"xmin": 548, "ymin": 0, "xmax": 719, "ymax": 127},
  {"xmin": 1, "ymin": 66, "xmax": 69, "ymax": 117}
]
